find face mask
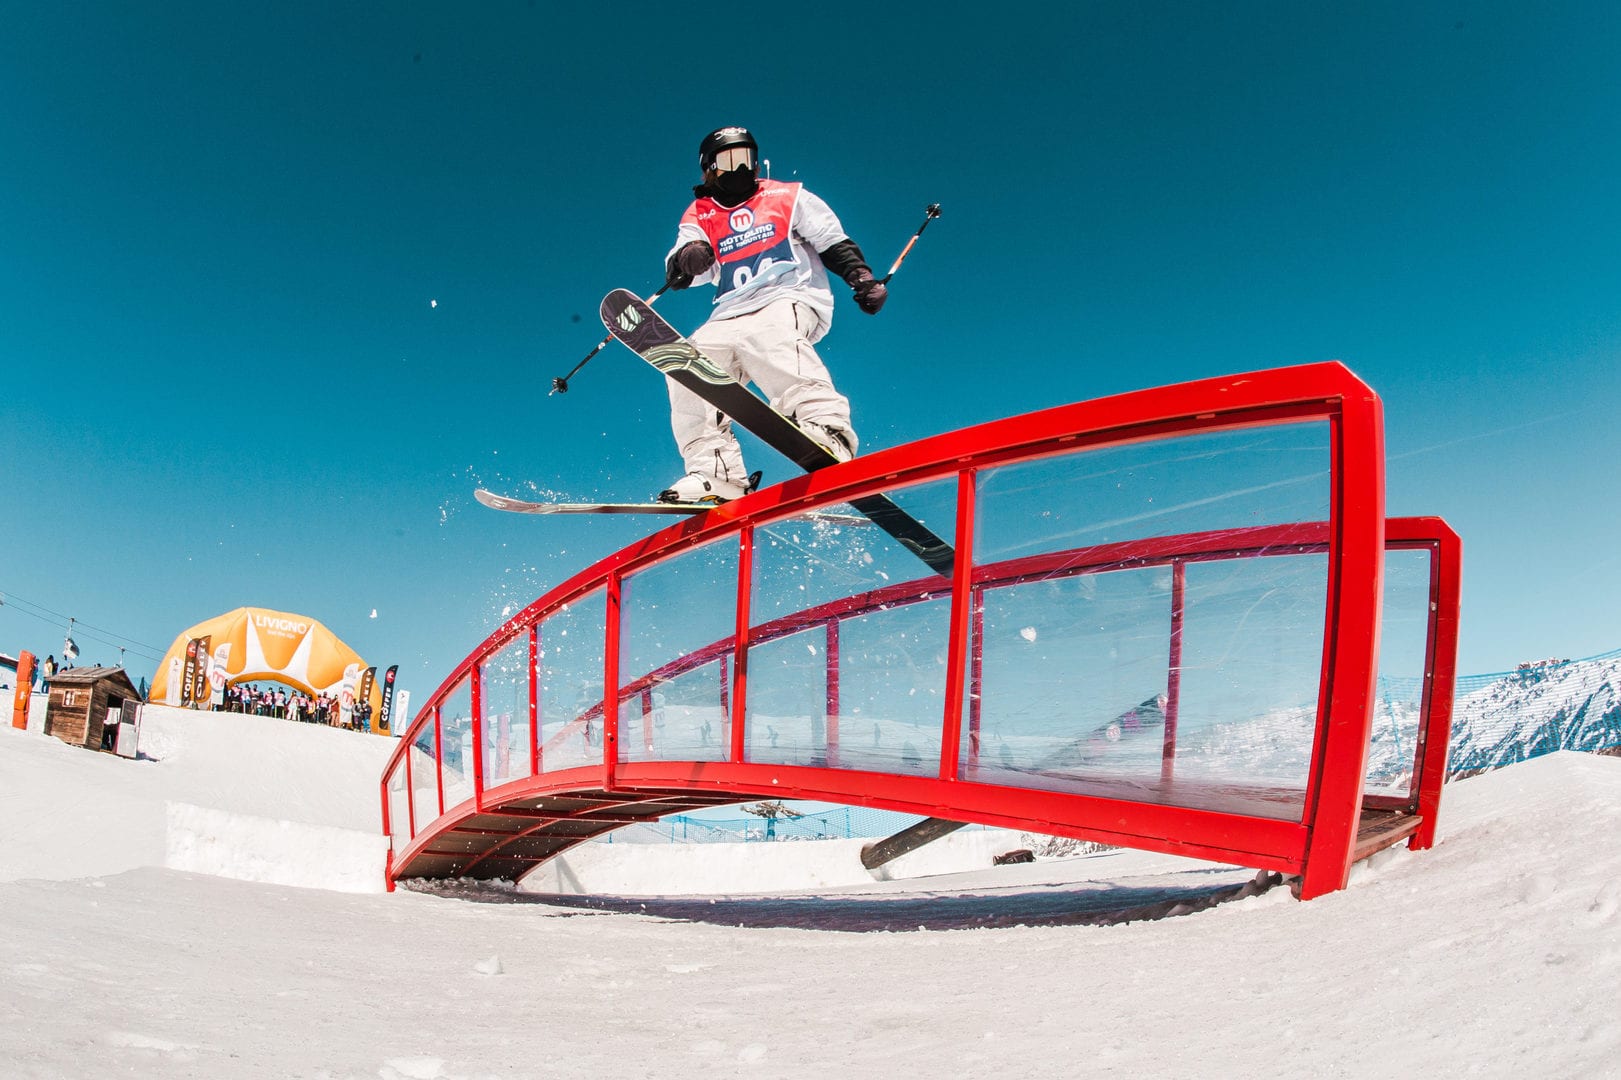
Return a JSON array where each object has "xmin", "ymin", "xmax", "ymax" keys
[{"xmin": 712, "ymin": 165, "xmax": 758, "ymax": 204}]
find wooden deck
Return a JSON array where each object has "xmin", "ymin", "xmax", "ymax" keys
[{"xmin": 1352, "ymin": 805, "xmax": 1421, "ymax": 863}]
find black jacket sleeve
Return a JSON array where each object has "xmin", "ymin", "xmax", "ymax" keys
[{"xmin": 818, "ymin": 238, "xmax": 873, "ymax": 286}]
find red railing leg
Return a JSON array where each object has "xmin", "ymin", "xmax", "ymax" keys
[{"xmin": 1163, "ymin": 560, "xmax": 1185, "ymax": 786}]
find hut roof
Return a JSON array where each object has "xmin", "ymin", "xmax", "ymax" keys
[{"xmin": 49, "ymin": 666, "xmax": 140, "ymax": 694}]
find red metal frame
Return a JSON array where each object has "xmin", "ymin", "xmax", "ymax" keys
[
  {"xmin": 1388, "ymin": 518, "xmax": 1462, "ymax": 850},
  {"xmin": 826, "ymin": 619, "xmax": 841, "ymax": 767},
  {"xmin": 1163, "ymin": 560, "xmax": 1186, "ymax": 786},
  {"xmin": 937, "ymin": 469, "xmax": 978, "ymax": 782},
  {"xmin": 528, "ymin": 626, "xmax": 540, "ymax": 777},
  {"xmin": 432, "ymin": 706, "xmax": 444, "ymax": 818},
  {"xmin": 731, "ymin": 528, "xmax": 754, "ymax": 764},
  {"xmin": 379, "ymin": 362, "xmax": 1459, "ymax": 900}
]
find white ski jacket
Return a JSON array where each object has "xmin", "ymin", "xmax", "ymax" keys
[{"xmin": 668, "ymin": 179, "xmax": 849, "ymax": 341}]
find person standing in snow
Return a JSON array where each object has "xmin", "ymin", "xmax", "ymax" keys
[{"xmin": 657, "ymin": 126, "xmax": 888, "ymax": 504}]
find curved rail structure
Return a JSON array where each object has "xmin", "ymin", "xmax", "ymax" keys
[{"xmin": 382, "ymin": 362, "xmax": 1461, "ymax": 900}]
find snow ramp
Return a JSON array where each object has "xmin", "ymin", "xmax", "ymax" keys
[{"xmin": 382, "ymin": 362, "xmax": 1461, "ymax": 900}]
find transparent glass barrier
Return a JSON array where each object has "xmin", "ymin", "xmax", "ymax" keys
[
  {"xmin": 974, "ymin": 422, "xmax": 1331, "ymax": 564},
  {"xmin": 965, "ymin": 423, "xmax": 1332, "ymax": 820},
  {"xmin": 1168, "ymin": 553, "xmax": 1327, "ymax": 817},
  {"xmin": 439, "ymin": 681, "xmax": 475, "ymax": 810},
  {"xmin": 387, "ymin": 767, "xmax": 411, "ymax": 849},
  {"xmin": 967, "ymin": 564, "xmax": 1173, "ymax": 778},
  {"xmin": 619, "ymin": 538, "xmax": 739, "ymax": 763},
  {"xmin": 1366, "ymin": 547, "xmax": 1436, "ymax": 798},
  {"xmin": 833, "ymin": 598, "xmax": 950, "ymax": 776},
  {"xmin": 537, "ymin": 590, "xmax": 607, "ymax": 773},
  {"xmin": 410, "ymin": 717, "xmax": 438, "ymax": 827},
  {"xmin": 744, "ymin": 626, "xmax": 837, "ymax": 767},
  {"xmin": 480, "ymin": 635, "xmax": 532, "ymax": 789},
  {"xmin": 748, "ymin": 479, "xmax": 958, "ymax": 772},
  {"xmin": 620, "ymin": 658, "xmax": 731, "ymax": 763}
]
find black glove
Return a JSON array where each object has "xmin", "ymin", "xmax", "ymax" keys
[
  {"xmin": 820, "ymin": 238, "xmax": 887, "ymax": 314},
  {"xmin": 849, "ymin": 267, "xmax": 888, "ymax": 315},
  {"xmin": 665, "ymin": 241, "xmax": 714, "ymax": 290}
]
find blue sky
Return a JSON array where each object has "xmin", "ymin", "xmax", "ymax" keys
[{"xmin": 3, "ymin": 2, "xmax": 1617, "ymax": 699}]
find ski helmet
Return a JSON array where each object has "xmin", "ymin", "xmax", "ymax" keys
[{"xmin": 699, "ymin": 126, "xmax": 758, "ymax": 175}]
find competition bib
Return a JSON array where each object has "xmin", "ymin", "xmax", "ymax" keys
[{"xmin": 687, "ymin": 181, "xmax": 802, "ymax": 303}]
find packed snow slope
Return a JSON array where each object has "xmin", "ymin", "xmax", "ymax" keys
[
  {"xmin": 2, "ymin": 709, "xmax": 1620, "ymax": 1078},
  {"xmin": 0, "ymin": 705, "xmax": 395, "ymax": 888}
]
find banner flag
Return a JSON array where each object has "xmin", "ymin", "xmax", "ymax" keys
[
  {"xmin": 338, "ymin": 663, "xmax": 360, "ymax": 729},
  {"xmin": 378, "ymin": 665, "xmax": 399, "ymax": 734},
  {"xmin": 357, "ymin": 667, "xmax": 378, "ymax": 733},
  {"xmin": 189, "ymin": 636, "xmax": 212, "ymax": 708},
  {"xmin": 209, "ymin": 642, "xmax": 232, "ymax": 708},
  {"xmin": 181, "ymin": 639, "xmax": 200, "ymax": 706},
  {"xmin": 392, "ymin": 689, "xmax": 411, "ymax": 738},
  {"xmin": 165, "ymin": 656, "xmax": 183, "ymax": 705}
]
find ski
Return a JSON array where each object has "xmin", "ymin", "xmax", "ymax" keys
[
  {"xmin": 475, "ymin": 489, "xmax": 869, "ymax": 526},
  {"xmin": 599, "ymin": 288, "xmax": 956, "ymax": 577},
  {"xmin": 477, "ymin": 490, "xmax": 704, "ymax": 516}
]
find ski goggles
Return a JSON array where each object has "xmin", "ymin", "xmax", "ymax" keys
[{"xmin": 711, "ymin": 146, "xmax": 756, "ymax": 173}]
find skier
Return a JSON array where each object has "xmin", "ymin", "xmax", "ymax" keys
[{"xmin": 657, "ymin": 126, "xmax": 888, "ymax": 504}]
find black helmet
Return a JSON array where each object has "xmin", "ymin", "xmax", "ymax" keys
[{"xmin": 699, "ymin": 126, "xmax": 758, "ymax": 174}]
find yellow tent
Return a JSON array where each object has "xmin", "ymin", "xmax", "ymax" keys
[{"xmin": 149, "ymin": 607, "xmax": 384, "ymax": 732}]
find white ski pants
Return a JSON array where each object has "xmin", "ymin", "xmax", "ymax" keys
[{"xmin": 669, "ymin": 297, "xmax": 857, "ymax": 484}]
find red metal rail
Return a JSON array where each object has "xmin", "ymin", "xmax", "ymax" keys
[{"xmin": 380, "ymin": 362, "xmax": 1460, "ymax": 900}]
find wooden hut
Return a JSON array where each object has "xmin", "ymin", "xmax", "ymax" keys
[{"xmin": 43, "ymin": 666, "xmax": 140, "ymax": 752}]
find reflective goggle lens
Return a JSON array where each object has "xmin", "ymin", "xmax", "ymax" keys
[{"xmin": 713, "ymin": 146, "xmax": 755, "ymax": 173}]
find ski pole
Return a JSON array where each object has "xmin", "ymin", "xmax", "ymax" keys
[
  {"xmin": 550, "ymin": 283, "xmax": 671, "ymax": 395},
  {"xmin": 878, "ymin": 203, "xmax": 941, "ymax": 285}
]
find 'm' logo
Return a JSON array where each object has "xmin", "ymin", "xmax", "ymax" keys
[
  {"xmin": 616, "ymin": 306, "xmax": 642, "ymax": 333},
  {"xmin": 729, "ymin": 207, "xmax": 754, "ymax": 232}
]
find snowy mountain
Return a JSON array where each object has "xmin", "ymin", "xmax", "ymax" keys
[{"xmin": 1449, "ymin": 652, "xmax": 1621, "ymax": 773}]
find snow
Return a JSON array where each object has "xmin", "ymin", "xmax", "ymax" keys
[{"xmin": 3, "ymin": 708, "xmax": 1620, "ymax": 1077}]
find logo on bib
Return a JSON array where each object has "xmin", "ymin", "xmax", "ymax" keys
[{"xmin": 729, "ymin": 207, "xmax": 754, "ymax": 233}]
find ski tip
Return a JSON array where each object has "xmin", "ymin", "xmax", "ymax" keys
[
  {"xmin": 600, "ymin": 288, "xmax": 652, "ymax": 340},
  {"xmin": 599, "ymin": 288, "xmax": 639, "ymax": 315},
  {"xmin": 474, "ymin": 489, "xmax": 514, "ymax": 510}
]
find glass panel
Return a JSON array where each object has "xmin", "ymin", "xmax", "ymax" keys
[
  {"xmin": 750, "ymin": 488, "xmax": 953, "ymax": 618},
  {"xmin": 745, "ymin": 627, "xmax": 834, "ymax": 767},
  {"xmin": 620, "ymin": 659, "xmax": 730, "ymax": 763},
  {"xmin": 439, "ymin": 682, "xmax": 475, "ymax": 810},
  {"xmin": 480, "ymin": 636, "xmax": 532, "ymax": 788},
  {"xmin": 1167, "ymin": 553, "xmax": 1327, "ymax": 817},
  {"xmin": 748, "ymin": 479, "xmax": 957, "ymax": 772},
  {"xmin": 537, "ymin": 590, "xmax": 608, "ymax": 773},
  {"xmin": 410, "ymin": 717, "xmax": 438, "ymax": 828},
  {"xmin": 619, "ymin": 539, "xmax": 739, "ymax": 763},
  {"xmin": 974, "ymin": 422, "xmax": 1331, "ymax": 565},
  {"xmin": 387, "ymin": 766, "xmax": 410, "ymax": 848},
  {"xmin": 1366, "ymin": 547, "xmax": 1436, "ymax": 798},
  {"xmin": 834, "ymin": 600, "xmax": 950, "ymax": 776},
  {"xmin": 966, "ymin": 564, "xmax": 1172, "ymax": 779},
  {"xmin": 965, "ymin": 423, "xmax": 1333, "ymax": 821}
]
